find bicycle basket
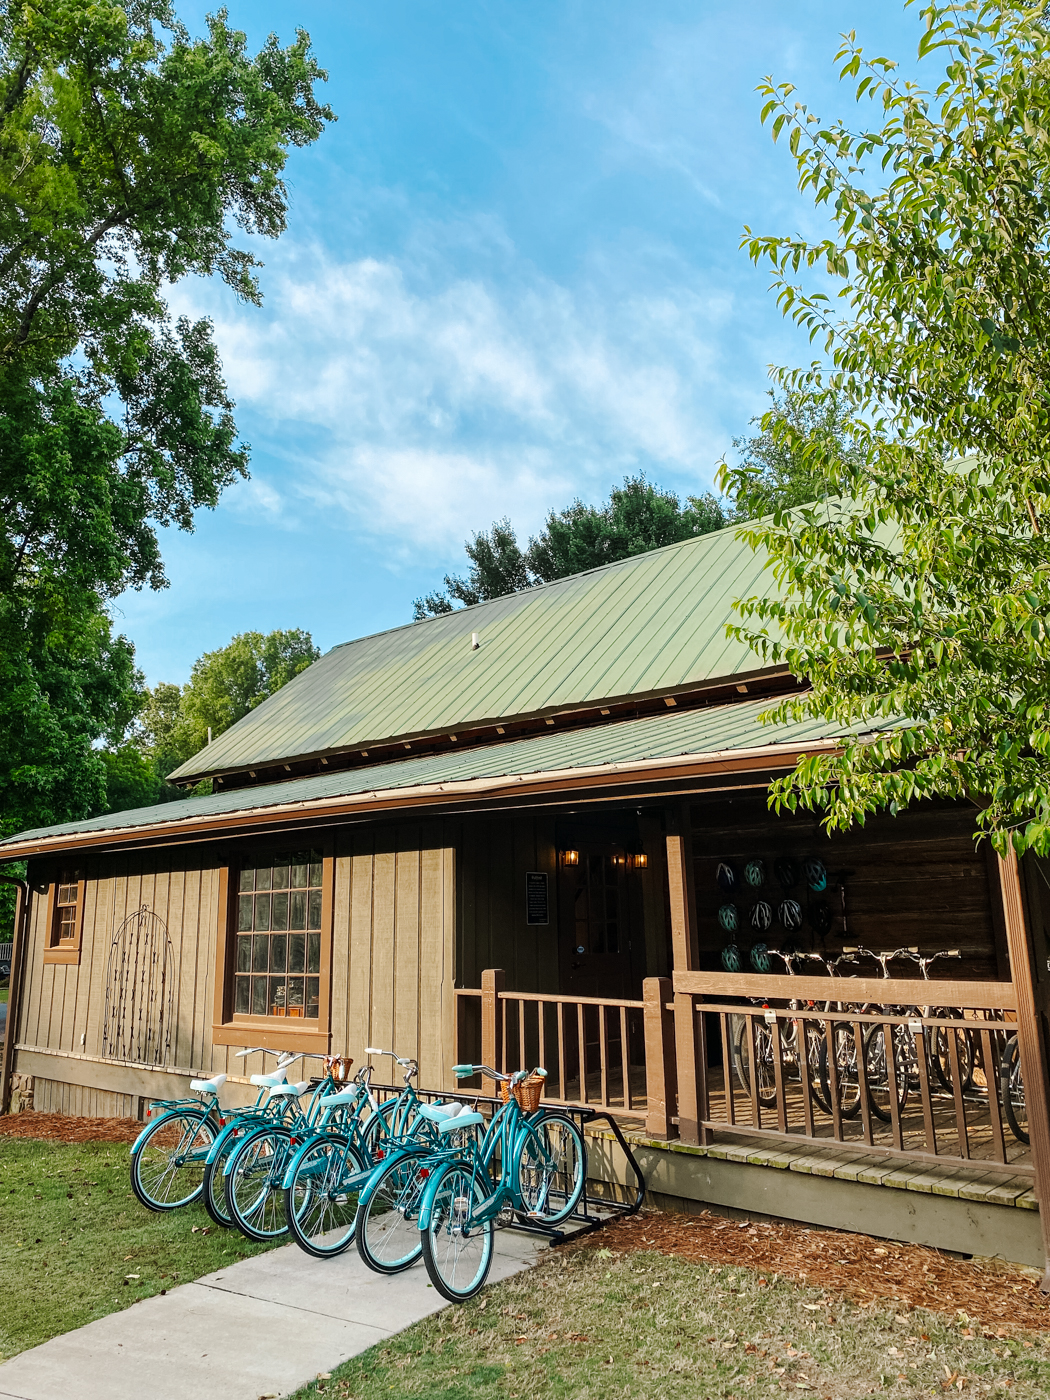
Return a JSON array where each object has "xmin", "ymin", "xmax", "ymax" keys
[
  {"xmin": 499, "ymin": 1072, "xmax": 545, "ymax": 1113},
  {"xmin": 324, "ymin": 1055, "xmax": 354, "ymax": 1083}
]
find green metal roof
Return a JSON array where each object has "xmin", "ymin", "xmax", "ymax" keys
[
  {"xmin": 170, "ymin": 525, "xmax": 778, "ymax": 783},
  {"xmin": 1, "ymin": 698, "xmax": 890, "ymax": 856}
]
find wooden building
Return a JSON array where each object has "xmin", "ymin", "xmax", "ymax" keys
[{"xmin": 2, "ymin": 525, "xmax": 1049, "ymax": 1282}]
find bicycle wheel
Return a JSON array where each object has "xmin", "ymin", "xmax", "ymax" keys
[
  {"xmin": 863, "ymin": 1024, "xmax": 910, "ymax": 1123},
  {"xmin": 817, "ymin": 1023, "xmax": 863, "ymax": 1120},
  {"xmin": 225, "ymin": 1125, "xmax": 291, "ymax": 1240},
  {"xmin": 421, "ymin": 1161, "xmax": 493, "ymax": 1303},
  {"xmin": 803, "ymin": 1021, "xmax": 832, "ymax": 1115},
  {"xmin": 931, "ymin": 1014, "xmax": 975, "ymax": 1094},
  {"xmin": 202, "ymin": 1127, "xmax": 244, "ymax": 1227},
  {"xmin": 131, "ymin": 1110, "xmax": 215, "ymax": 1211},
  {"xmin": 730, "ymin": 1015, "xmax": 777, "ymax": 1108},
  {"xmin": 515, "ymin": 1114, "xmax": 585, "ymax": 1224},
  {"xmin": 285, "ymin": 1133, "xmax": 367, "ymax": 1258},
  {"xmin": 1001, "ymin": 1036, "xmax": 1029, "ymax": 1145},
  {"xmin": 356, "ymin": 1151, "xmax": 431, "ymax": 1274}
]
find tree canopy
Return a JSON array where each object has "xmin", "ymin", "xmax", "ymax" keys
[
  {"xmin": 413, "ymin": 475, "xmax": 729, "ymax": 618},
  {"xmin": 0, "ymin": 1, "xmax": 333, "ymax": 837},
  {"xmin": 718, "ymin": 0, "xmax": 1050, "ymax": 857}
]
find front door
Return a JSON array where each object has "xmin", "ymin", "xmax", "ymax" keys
[{"xmin": 558, "ymin": 844, "xmax": 641, "ymax": 999}]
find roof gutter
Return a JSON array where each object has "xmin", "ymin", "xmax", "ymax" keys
[{"xmin": 0, "ymin": 736, "xmax": 847, "ymax": 861}]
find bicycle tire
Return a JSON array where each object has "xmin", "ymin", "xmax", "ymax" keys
[
  {"xmin": 1001, "ymin": 1036, "xmax": 1029, "ymax": 1145},
  {"xmin": 816, "ymin": 1023, "xmax": 863, "ymax": 1120},
  {"xmin": 514, "ymin": 1113, "xmax": 585, "ymax": 1224},
  {"xmin": 225, "ymin": 1125, "xmax": 292, "ymax": 1240},
  {"xmin": 202, "ymin": 1127, "xmax": 244, "ymax": 1227},
  {"xmin": 930, "ymin": 1013, "xmax": 975, "ymax": 1095},
  {"xmin": 863, "ymin": 1023, "xmax": 910, "ymax": 1123},
  {"xmin": 730, "ymin": 1014, "xmax": 778, "ymax": 1108},
  {"xmin": 285, "ymin": 1133, "xmax": 367, "ymax": 1258},
  {"xmin": 356, "ymin": 1150, "xmax": 431, "ymax": 1274},
  {"xmin": 130, "ymin": 1109, "xmax": 215, "ymax": 1211},
  {"xmin": 421, "ymin": 1161, "xmax": 494, "ymax": 1303}
]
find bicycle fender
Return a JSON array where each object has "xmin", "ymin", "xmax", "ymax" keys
[
  {"xmin": 415, "ymin": 1157, "xmax": 472, "ymax": 1231},
  {"xmin": 128, "ymin": 1108, "xmax": 200, "ymax": 1156},
  {"xmin": 279, "ymin": 1132, "xmax": 334, "ymax": 1190},
  {"xmin": 355, "ymin": 1147, "xmax": 428, "ymax": 1210}
]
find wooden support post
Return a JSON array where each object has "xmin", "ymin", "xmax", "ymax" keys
[
  {"xmin": 0, "ymin": 879, "xmax": 29, "ymax": 1116},
  {"xmin": 643, "ymin": 976, "xmax": 677, "ymax": 1139},
  {"xmin": 674, "ymin": 991, "xmax": 710, "ymax": 1145},
  {"xmin": 480, "ymin": 968, "xmax": 505, "ymax": 1097},
  {"xmin": 997, "ymin": 852, "xmax": 1050, "ymax": 1291},
  {"xmin": 665, "ymin": 803, "xmax": 699, "ymax": 973}
]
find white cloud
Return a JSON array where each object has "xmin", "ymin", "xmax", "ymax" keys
[{"xmin": 178, "ymin": 232, "xmax": 748, "ymax": 556}]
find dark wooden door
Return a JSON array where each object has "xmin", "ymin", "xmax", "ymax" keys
[{"xmin": 558, "ymin": 845, "xmax": 641, "ymax": 999}]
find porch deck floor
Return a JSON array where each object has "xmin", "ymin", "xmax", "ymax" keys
[{"xmin": 544, "ymin": 1064, "xmax": 1032, "ymax": 1174}]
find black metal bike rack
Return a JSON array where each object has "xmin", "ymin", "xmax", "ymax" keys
[{"xmin": 366, "ymin": 1083, "xmax": 648, "ymax": 1247}]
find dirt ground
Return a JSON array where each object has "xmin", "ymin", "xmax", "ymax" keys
[
  {"xmin": 0, "ymin": 1109, "xmax": 143, "ymax": 1144},
  {"xmin": 5, "ymin": 1110, "xmax": 1048, "ymax": 1336},
  {"xmin": 573, "ymin": 1208, "xmax": 1050, "ymax": 1335}
]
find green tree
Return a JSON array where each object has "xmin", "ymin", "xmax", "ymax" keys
[
  {"xmin": 719, "ymin": 1, "xmax": 1050, "ymax": 856},
  {"xmin": 0, "ymin": 1, "xmax": 333, "ymax": 836},
  {"xmin": 413, "ymin": 474, "xmax": 728, "ymax": 618},
  {"xmin": 727, "ymin": 389, "xmax": 863, "ymax": 521}
]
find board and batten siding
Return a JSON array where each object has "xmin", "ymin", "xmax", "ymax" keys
[{"xmin": 13, "ymin": 821, "xmax": 459, "ymax": 1114}]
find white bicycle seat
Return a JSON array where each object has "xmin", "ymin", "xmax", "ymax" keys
[
  {"xmin": 250, "ymin": 1069, "xmax": 288, "ymax": 1088},
  {"xmin": 319, "ymin": 1085, "xmax": 360, "ymax": 1108},
  {"xmin": 418, "ymin": 1102, "xmax": 457, "ymax": 1123},
  {"xmin": 189, "ymin": 1073, "xmax": 227, "ymax": 1094},
  {"xmin": 269, "ymin": 1080, "xmax": 311, "ymax": 1097},
  {"xmin": 438, "ymin": 1111, "xmax": 484, "ymax": 1133}
]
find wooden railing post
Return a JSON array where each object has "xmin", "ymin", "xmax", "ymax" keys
[
  {"xmin": 643, "ymin": 976, "xmax": 677, "ymax": 1138},
  {"xmin": 481, "ymin": 968, "xmax": 505, "ymax": 1096},
  {"xmin": 997, "ymin": 853, "xmax": 1050, "ymax": 1291},
  {"xmin": 665, "ymin": 803, "xmax": 698, "ymax": 972},
  {"xmin": 673, "ymin": 990, "xmax": 709, "ymax": 1145}
]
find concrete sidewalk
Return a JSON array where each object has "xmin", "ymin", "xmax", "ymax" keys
[{"xmin": 0, "ymin": 1231, "xmax": 545, "ymax": 1400}]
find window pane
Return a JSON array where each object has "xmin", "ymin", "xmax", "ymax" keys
[
  {"xmin": 308, "ymin": 889, "xmax": 322, "ymax": 930},
  {"xmin": 238, "ymin": 869, "xmax": 255, "ymax": 893},
  {"xmin": 236, "ymin": 936, "xmax": 251, "ymax": 973},
  {"xmin": 291, "ymin": 862, "xmax": 308, "ymax": 889},
  {"xmin": 272, "ymin": 864, "xmax": 290, "ymax": 891},
  {"xmin": 251, "ymin": 977, "xmax": 267, "ymax": 1016},
  {"xmin": 270, "ymin": 934, "xmax": 287, "ymax": 973},
  {"xmin": 271, "ymin": 891, "xmax": 289, "ymax": 931},
  {"xmin": 287, "ymin": 977, "xmax": 305, "ymax": 1012},
  {"xmin": 256, "ymin": 867, "xmax": 272, "ymax": 892},
  {"xmin": 289, "ymin": 933, "xmax": 305, "ymax": 973},
  {"xmin": 252, "ymin": 935, "xmax": 269, "ymax": 973},
  {"xmin": 307, "ymin": 932, "xmax": 320, "ymax": 974},
  {"xmin": 306, "ymin": 977, "xmax": 319, "ymax": 1018},
  {"xmin": 253, "ymin": 894, "xmax": 271, "ymax": 931},
  {"xmin": 234, "ymin": 977, "xmax": 250, "ymax": 1013},
  {"xmin": 237, "ymin": 894, "xmax": 254, "ymax": 932},
  {"xmin": 290, "ymin": 891, "xmax": 307, "ymax": 930},
  {"xmin": 269, "ymin": 977, "xmax": 287, "ymax": 1015},
  {"xmin": 309, "ymin": 862, "xmax": 323, "ymax": 888}
]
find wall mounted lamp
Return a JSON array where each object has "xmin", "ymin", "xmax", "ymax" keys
[
  {"xmin": 629, "ymin": 852, "xmax": 649, "ymax": 870},
  {"xmin": 561, "ymin": 849, "xmax": 579, "ymax": 867}
]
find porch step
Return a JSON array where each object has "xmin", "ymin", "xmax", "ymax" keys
[{"xmin": 584, "ymin": 1126, "xmax": 1043, "ymax": 1269}]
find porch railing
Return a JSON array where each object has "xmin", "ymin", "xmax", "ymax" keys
[{"xmin": 458, "ymin": 967, "xmax": 1031, "ymax": 1179}]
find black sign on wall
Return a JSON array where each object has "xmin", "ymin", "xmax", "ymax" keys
[{"xmin": 525, "ymin": 872, "xmax": 549, "ymax": 926}]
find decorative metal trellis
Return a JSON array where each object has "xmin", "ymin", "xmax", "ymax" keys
[{"xmin": 101, "ymin": 905, "xmax": 175, "ymax": 1065}]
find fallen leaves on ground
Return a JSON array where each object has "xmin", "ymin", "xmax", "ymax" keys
[
  {"xmin": 572, "ymin": 1208, "xmax": 1050, "ymax": 1334},
  {"xmin": 0, "ymin": 1111, "xmax": 142, "ymax": 1144}
]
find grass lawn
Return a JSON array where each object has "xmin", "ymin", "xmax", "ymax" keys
[
  {"xmin": 287, "ymin": 1245, "xmax": 1050, "ymax": 1400},
  {"xmin": 0, "ymin": 1136, "xmax": 278, "ymax": 1360}
]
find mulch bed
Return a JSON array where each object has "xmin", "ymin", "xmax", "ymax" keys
[
  {"xmin": 573, "ymin": 1208, "xmax": 1050, "ymax": 1334},
  {"xmin": 0, "ymin": 1110, "xmax": 143, "ymax": 1144}
]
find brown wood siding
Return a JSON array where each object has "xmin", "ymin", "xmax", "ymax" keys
[
  {"xmin": 33, "ymin": 1077, "xmax": 136, "ymax": 1120},
  {"xmin": 456, "ymin": 812, "xmax": 558, "ymax": 994},
  {"xmin": 689, "ymin": 797, "xmax": 1000, "ymax": 982}
]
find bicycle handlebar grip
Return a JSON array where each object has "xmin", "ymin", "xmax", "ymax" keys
[
  {"xmin": 452, "ymin": 1064, "xmax": 476, "ymax": 1077},
  {"xmin": 365, "ymin": 1047, "xmax": 384, "ymax": 1056}
]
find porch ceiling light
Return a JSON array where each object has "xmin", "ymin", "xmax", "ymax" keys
[
  {"xmin": 561, "ymin": 849, "xmax": 579, "ymax": 867},
  {"xmin": 630, "ymin": 852, "xmax": 649, "ymax": 870}
]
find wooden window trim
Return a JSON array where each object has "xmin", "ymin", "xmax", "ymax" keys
[
  {"xmin": 211, "ymin": 844, "xmax": 334, "ymax": 1053},
  {"xmin": 43, "ymin": 873, "xmax": 85, "ymax": 966}
]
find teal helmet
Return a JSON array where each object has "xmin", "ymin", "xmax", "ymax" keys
[
  {"xmin": 744, "ymin": 858, "xmax": 766, "ymax": 889},
  {"xmin": 804, "ymin": 856, "xmax": 827, "ymax": 892},
  {"xmin": 721, "ymin": 942, "xmax": 743, "ymax": 973},
  {"xmin": 750, "ymin": 943, "xmax": 772, "ymax": 973},
  {"xmin": 718, "ymin": 903, "xmax": 739, "ymax": 934}
]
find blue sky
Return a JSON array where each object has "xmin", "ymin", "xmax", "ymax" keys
[{"xmin": 117, "ymin": 0, "xmax": 924, "ymax": 685}]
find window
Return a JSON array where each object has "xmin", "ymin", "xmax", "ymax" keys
[
  {"xmin": 44, "ymin": 869, "xmax": 84, "ymax": 964},
  {"xmin": 213, "ymin": 846, "xmax": 333, "ymax": 1051}
]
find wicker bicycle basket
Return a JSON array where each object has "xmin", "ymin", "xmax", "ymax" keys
[
  {"xmin": 324, "ymin": 1055, "xmax": 355, "ymax": 1083},
  {"xmin": 499, "ymin": 1072, "xmax": 545, "ymax": 1113}
]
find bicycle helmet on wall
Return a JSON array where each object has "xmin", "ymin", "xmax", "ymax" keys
[
  {"xmin": 809, "ymin": 900, "xmax": 833, "ymax": 936},
  {"xmin": 721, "ymin": 941, "xmax": 743, "ymax": 973},
  {"xmin": 749, "ymin": 943, "xmax": 772, "ymax": 973},
  {"xmin": 778, "ymin": 899, "xmax": 803, "ymax": 931},
  {"xmin": 744, "ymin": 858, "xmax": 766, "ymax": 889},
  {"xmin": 750, "ymin": 900, "xmax": 773, "ymax": 932},
  {"xmin": 803, "ymin": 856, "xmax": 828, "ymax": 891},
  {"xmin": 774, "ymin": 856, "xmax": 799, "ymax": 889},
  {"xmin": 718, "ymin": 903, "xmax": 739, "ymax": 934},
  {"xmin": 716, "ymin": 861, "xmax": 737, "ymax": 893}
]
